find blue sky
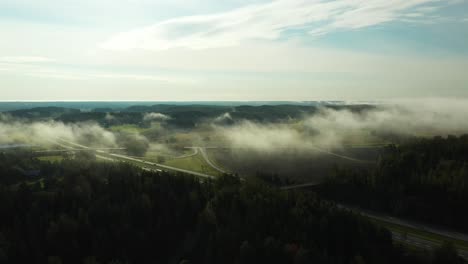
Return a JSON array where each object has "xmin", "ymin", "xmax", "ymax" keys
[{"xmin": 0, "ymin": 0, "xmax": 467, "ymax": 101}]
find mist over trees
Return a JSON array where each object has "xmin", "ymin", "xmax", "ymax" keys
[{"xmin": 116, "ymin": 133, "xmax": 150, "ymax": 156}]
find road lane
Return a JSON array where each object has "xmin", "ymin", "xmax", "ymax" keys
[
  {"xmin": 338, "ymin": 204, "xmax": 468, "ymax": 260},
  {"xmin": 197, "ymin": 147, "xmax": 227, "ymax": 174},
  {"xmin": 280, "ymin": 182, "xmax": 320, "ymax": 190},
  {"xmin": 56, "ymin": 139, "xmax": 216, "ymax": 179},
  {"xmin": 281, "ymin": 183, "xmax": 468, "ymax": 259},
  {"xmin": 108, "ymin": 153, "xmax": 215, "ymax": 179}
]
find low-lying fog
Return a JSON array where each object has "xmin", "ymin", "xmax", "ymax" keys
[
  {"xmin": 217, "ymin": 98, "xmax": 468, "ymax": 152},
  {"xmin": 2, "ymin": 98, "xmax": 468, "ymax": 168}
]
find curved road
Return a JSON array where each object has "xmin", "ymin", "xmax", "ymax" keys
[
  {"xmin": 56, "ymin": 139, "xmax": 216, "ymax": 179},
  {"xmin": 197, "ymin": 147, "xmax": 227, "ymax": 174},
  {"xmin": 184, "ymin": 147, "xmax": 227, "ymax": 174},
  {"xmin": 174, "ymin": 148, "xmax": 199, "ymax": 159}
]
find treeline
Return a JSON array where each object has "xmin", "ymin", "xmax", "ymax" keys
[
  {"xmin": 3, "ymin": 104, "xmax": 374, "ymax": 129},
  {"xmin": 0, "ymin": 151, "xmax": 58, "ymax": 186},
  {"xmin": 0, "ymin": 154, "xmax": 436, "ymax": 264},
  {"xmin": 320, "ymin": 135, "xmax": 468, "ymax": 232}
]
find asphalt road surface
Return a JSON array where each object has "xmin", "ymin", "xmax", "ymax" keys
[
  {"xmin": 281, "ymin": 183, "xmax": 468, "ymax": 259},
  {"xmin": 197, "ymin": 147, "xmax": 227, "ymax": 174},
  {"xmin": 339, "ymin": 204, "xmax": 468, "ymax": 259},
  {"xmin": 55, "ymin": 139, "xmax": 216, "ymax": 179},
  {"xmin": 280, "ymin": 182, "xmax": 321, "ymax": 190}
]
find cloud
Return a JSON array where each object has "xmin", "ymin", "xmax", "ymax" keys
[
  {"xmin": 32, "ymin": 71, "xmax": 183, "ymax": 82},
  {"xmin": 214, "ymin": 112, "xmax": 233, "ymax": 123},
  {"xmin": 301, "ymin": 98, "xmax": 468, "ymax": 147},
  {"xmin": 0, "ymin": 56, "xmax": 55, "ymax": 63},
  {"xmin": 218, "ymin": 121, "xmax": 305, "ymax": 152},
  {"xmin": 0, "ymin": 120, "xmax": 117, "ymax": 148},
  {"xmin": 216, "ymin": 98, "xmax": 468, "ymax": 152},
  {"xmin": 143, "ymin": 112, "xmax": 171, "ymax": 121},
  {"xmin": 89, "ymin": 73, "xmax": 175, "ymax": 82},
  {"xmin": 105, "ymin": 113, "xmax": 115, "ymax": 121},
  {"xmin": 0, "ymin": 61, "xmax": 189, "ymax": 82},
  {"xmin": 101, "ymin": 0, "xmax": 449, "ymax": 51}
]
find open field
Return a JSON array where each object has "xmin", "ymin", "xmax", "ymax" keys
[
  {"xmin": 109, "ymin": 124, "xmax": 149, "ymax": 134},
  {"xmin": 163, "ymin": 153, "xmax": 222, "ymax": 176},
  {"xmin": 208, "ymin": 146, "xmax": 379, "ymax": 182},
  {"xmin": 37, "ymin": 155, "xmax": 64, "ymax": 162}
]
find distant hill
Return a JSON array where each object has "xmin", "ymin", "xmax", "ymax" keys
[
  {"xmin": 0, "ymin": 101, "xmax": 340, "ymax": 112},
  {"xmin": 7, "ymin": 107, "xmax": 81, "ymax": 119},
  {"xmin": 2, "ymin": 103, "xmax": 375, "ymax": 129}
]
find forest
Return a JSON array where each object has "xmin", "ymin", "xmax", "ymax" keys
[
  {"xmin": 4, "ymin": 104, "xmax": 373, "ymax": 129},
  {"xmin": 319, "ymin": 135, "xmax": 468, "ymax": 232},
  {"xmin": 0, "ymin": 152, "xmax": 461, "ymax": 264}
]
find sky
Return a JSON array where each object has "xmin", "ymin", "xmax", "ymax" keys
[{"xmin": 0, "ymin": 0, "xmax": 467, "ymax": 101}]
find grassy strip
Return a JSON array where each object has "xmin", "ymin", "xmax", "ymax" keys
[
  {"xmin": 99, "ymin": 152, "xmax": 219, "ymax": 177},
  {"xmin": 368, "ymin": 218, "xmax": 468, "ymax": 251},
  {"xmin": 109, "ymin": 124, "xmax": 148, "ymax": 134},
  {"xmin": 38, "ymin": 155, "xmax": 64, "ymax": 162},
  {"xmin": 164, "ymin": 154, "xmax": 222, "ymax": 176}
]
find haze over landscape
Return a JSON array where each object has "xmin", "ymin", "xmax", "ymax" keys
[{"xmin": 1, "ymin": 1, "xmax": 468, "ymax": 264}]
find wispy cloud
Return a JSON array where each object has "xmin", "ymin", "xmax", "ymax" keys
[
  {"xmin": 89, "ymin": 73, "xmax": 181, "ymax": 83},
  {"xmin": 101, "ymin": 0, "xmax": 450, "ymax": 51},
  {"xmin": 0, "ymin": 56, "xmax": 55, "ymax": 63},
  {"xmin": 31, "ymin": 71, "xmax": 190, "ymax": 83},
  {"xmin": 0, "ymin": 62, "xmax": 190, "ymax": 83}
]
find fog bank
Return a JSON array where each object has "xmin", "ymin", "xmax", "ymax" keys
[
  {"xmin": 0, "ymin": 118, "xmax": 116, "ymax": 148},
  {"xmin": 216, "ymin": 99, "xmax": 468, "ymax": 152}
]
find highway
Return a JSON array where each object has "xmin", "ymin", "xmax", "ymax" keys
[
  {"xmin": 280, "ymin": 182, "xmax": 321, "ymax": 190},
  {"xmin": 345, "ymin": 206, "xmax": 468, "ymax": 260},
  {"xmin": 185, "ymin": 145, "xmax": 375, "ymax": 165},
  {"xmin": 174, "ymin": 147, "xmax": 199, "ymax": 159},
  {"xmin": 280, "ymin": 183, "xmax": 468, "ymax": 259},
  {"xmin": 187, "ymin": 147, "xmax": 227, "ymax": 174},
  {"xmin": 107, "ymin": 153, "xmax": 216, "ymax": 179},
  {"xmin": 35, "ymin": 147, "xmax": 126, "ymax": 153},
  {"xmin": 309, "ymin": 146, "xmax": 375, "ymax": 163},
  {"xmin": 392, "ymin": 233, "xmax": 468, "ymax": 259},
  {"xmin": 54, "ymin": 139, "xmax": 216, "ymax": 179}
]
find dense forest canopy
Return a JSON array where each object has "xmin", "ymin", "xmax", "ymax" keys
[
  {"xmin": 0, "ymin": 153, "xmax": 458, "ymax": 264},
  {"xmin": 320, "ymin": 135, "xmax": 468, "ymax": 232}
]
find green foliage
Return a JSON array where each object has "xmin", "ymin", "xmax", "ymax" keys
[
  {"xmin": 6, "ymin": 104, "xmax": 374, "ymax": 129},
  {"xmin": 0, "ymin": 154, "xmax": 428, "ymax": 264},
  {"xmin": 432, "ymin": 242, "xmax": 464, "ymax": 264},
  {"xmin": 321, "ymin": 135, "xmax": 468, "ymax": 232},
  {"xmin": 164, "ymin": 153, "xmax": 220, "ymax": 176}
]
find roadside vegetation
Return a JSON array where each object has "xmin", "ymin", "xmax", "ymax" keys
[
  {"xmin": 318, "ymin": 135, "xmax": 468, "ymax": 233},
  {"xmin": 163, "ymin": 153, "xmax": 222, "ymax": 176}
]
